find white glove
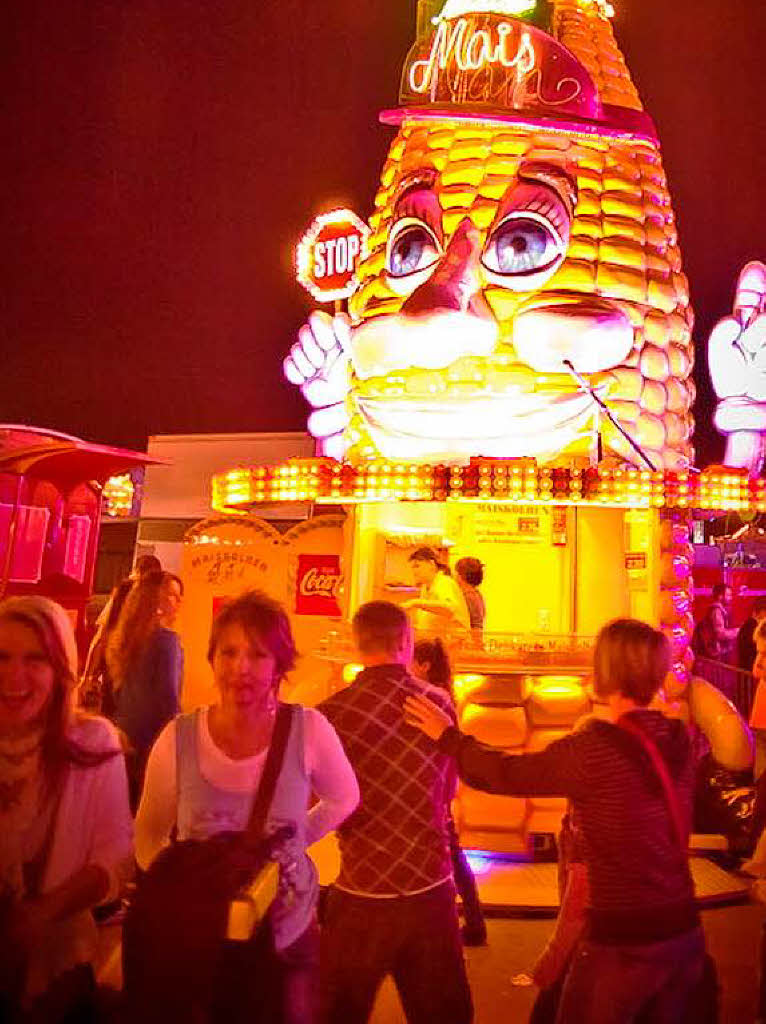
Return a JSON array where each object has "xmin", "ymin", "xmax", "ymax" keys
[
  {"xmin": 283, "ymin": 311, "xmax": 353, "ymax": 460},
  {"xmin": 709, "ymin": 261, "xmax": 766, "ymax": 472}
]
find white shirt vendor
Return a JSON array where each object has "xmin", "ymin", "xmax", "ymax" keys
[{"xmin": 405, "ymin": 550, "xmax": 471, "ymax": 634}]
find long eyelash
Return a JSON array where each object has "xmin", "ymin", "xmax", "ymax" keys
[
  {"xmin": 396, "ymin": 195, "xmax": 442, "ymax": 241},
  {"xmin": 516, "ymin": 196, "xmax": 567, "ymax": 237}
]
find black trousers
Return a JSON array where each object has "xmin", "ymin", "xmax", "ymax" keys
[{"xmin": 320, "ymin": 882, "xmax": 473, "ymax": 1024}]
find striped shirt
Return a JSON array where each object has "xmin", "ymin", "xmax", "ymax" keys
[
  {"xmin": 320, "ymin": 664, "xmax": 455, "ymax": 897},
  {"xmin": 440, "ymin": 709, "xmax": 699, "ymax": 944}
]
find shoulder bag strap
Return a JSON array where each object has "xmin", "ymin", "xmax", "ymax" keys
[
  {"xmin": 245, "ymin": 702, "xmax": 294, "ymax": 841},
  {"xmin": 616, "ymin": 714, "xmax": 688, "ymax": 854}
]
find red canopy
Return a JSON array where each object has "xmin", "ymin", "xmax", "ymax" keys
[{"xmin": 0, "ymin": 425, "xmax": 163, "ymax": 488}]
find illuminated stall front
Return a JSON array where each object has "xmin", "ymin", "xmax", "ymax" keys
[
  {"xmin": 211, "ymin": 0, "xmax": 757, "ymax": 854},
  {"xmin": 213, "ymin": 464, "xmax": 757, "ymax": 853}
]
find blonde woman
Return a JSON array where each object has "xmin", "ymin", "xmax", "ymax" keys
[{"xmin": 0, "ymin": 596, "xmax": 132, "ymax": 1020}]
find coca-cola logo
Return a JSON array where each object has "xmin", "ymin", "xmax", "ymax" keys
[
  {"xmin": 295, "ymin": 553, "xmax": 342, "ymax": 617},
  {"xmin": 299, "ymin": 566, "xmax": 341, "ymax": 598}
]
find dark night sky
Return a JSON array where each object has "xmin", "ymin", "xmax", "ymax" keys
[{"xmin": 2, "ymin": 0, "xmax": 765, "ymax": 467}]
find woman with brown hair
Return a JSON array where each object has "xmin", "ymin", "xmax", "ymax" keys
[
  {"xmin": 107, "ymin": 570, "xmax": 183, "ymax": 800},
  {"xmin": 79, "ymin": 553, "xmax": 162, "ymax": 714},
  {"xmin": 0, "ymin": 595, "xmax": 132, "ymax": 1021},
  {"xmin": 133, "ymin": 590, "xmax": 358, "ymax": 1022}
]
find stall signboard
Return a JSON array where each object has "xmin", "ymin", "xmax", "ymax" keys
[
  {"xmin": 295, "ymin": 553, "xmax": 342, "ymax": 616},
  {"xmin": 296, "ymin": 209, "xmax": 370, "ymax": 303},
  {"xmin": 181, "ymin": 515, "xmax": 346, "ymax": 711},
  {"xmin": 473, "ymin": 503, "xmax": 548, "ymax": 544},
  {"xmin": 188, "ymin": 548, "xmax": 270, "ymax": 588}
]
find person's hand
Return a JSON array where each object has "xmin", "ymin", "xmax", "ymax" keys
[
  {"xmin": 403, "ymin": 693, "xmax": 453, "ymax": 741},
  {"xmin": 283, "ymin": 310, "xmax": 353, "ymax": 460},
  {"xmin": 709, "ymin": 261, "xmax": 766, "ymax": 472}
]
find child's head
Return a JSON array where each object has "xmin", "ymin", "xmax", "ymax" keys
[
  {"xmin": 593, "ymin": 618, "xmax": 670, "ymax": 706},
  {"xmin": 455, "ymin": 557, "xmax": 483, "ymax": 587},
  {"xmin": 412, "ymin": 637, "xmax": 452, "ymax": 691}
]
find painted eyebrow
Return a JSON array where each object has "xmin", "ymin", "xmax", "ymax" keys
[
  {"xmin": 516, "ymin": 161, "xmax": 578, "ymax": 212},
  {"xmin": 392, "ymin": 169, "xmax": 439, "ymax": 209}
]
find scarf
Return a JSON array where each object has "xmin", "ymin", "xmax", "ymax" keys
[{"xmin": 0, "ymin": 728, "xmax": 47, "ymax": 898}]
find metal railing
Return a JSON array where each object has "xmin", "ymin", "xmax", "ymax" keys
[{"xmin": 692, "ymin": 657, "xmax": 756, "ymax": 720}]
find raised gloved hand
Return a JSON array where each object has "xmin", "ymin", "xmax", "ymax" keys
[
  {"xmin": 709, "ymin": 261, "xmax": 766, "ymax": 472},
  {"xmin": 283, "ymin": 311, "xmax": 353, "ymax": 461}
]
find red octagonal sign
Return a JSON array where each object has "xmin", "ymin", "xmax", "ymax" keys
[{"xmin": 296, "ymin": 209, "xmax": 370, "ymax": 303}]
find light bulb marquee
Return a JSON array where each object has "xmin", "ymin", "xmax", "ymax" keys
[
  {"xmin": 102, "ymin": 473, "xmax": 136, "ymax": 518},
  {"xmin": 212, "ymin": 460, "xmax": 766, "ymax": 514}
]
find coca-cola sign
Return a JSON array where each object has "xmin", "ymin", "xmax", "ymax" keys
[{"xmin": 294, "ymin": 553, "xmax": 342, "ymax": 616}]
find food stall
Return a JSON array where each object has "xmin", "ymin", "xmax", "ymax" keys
[
  {"xmin": 208, "ymin": 0, "xmax": 755, "ymax": 854},
  {"xmin": 211, "ymin": 464, "xmax": 755, "ymax": 852}
]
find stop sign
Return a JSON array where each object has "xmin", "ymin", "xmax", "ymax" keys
[{"xmin": 296, "ymin": 209, "xmax": 370, "ymax": 303}]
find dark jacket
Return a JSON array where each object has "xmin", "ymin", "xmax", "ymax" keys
[
  {"xmin": 440, "ymin": 708, "xmax": 698, "ymax": 944},
  {"xmin": 113, "ymin": 627, "xmax": 182, "ymax": 761}
]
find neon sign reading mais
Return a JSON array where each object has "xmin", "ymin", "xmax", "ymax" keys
[
  {"xmin": 408, "ymin": 18, "xmax": 536, "ymax": 95},
  {"xmin": 398, "ymin": 12, "xmax": 601, "ymax": 123}
]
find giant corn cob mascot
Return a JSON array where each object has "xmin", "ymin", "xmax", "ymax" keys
[
  {"xmin": 286, "ymin": 0, "xmax": 694, "ymax": 472},
  {"xmin": 285, "ymin": 0, "xmax": 753, "ymax": 799}
]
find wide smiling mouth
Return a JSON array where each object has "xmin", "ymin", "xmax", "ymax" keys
[{"xmin": 357, "ymin": 386, "xmax": 605, "ymax": 437}]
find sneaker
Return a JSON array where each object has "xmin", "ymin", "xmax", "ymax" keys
[{"xmin": 461, "ymin": 924, "xmax": 487, "ymax": 946}]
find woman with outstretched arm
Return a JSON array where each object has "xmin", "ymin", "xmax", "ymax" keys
[{"xmin": 404, "ymin": 618, "xmax": 707, "ymax": 1024}]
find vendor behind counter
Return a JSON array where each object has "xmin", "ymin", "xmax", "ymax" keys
[{"xmin": 402, "ymin": 547, "xmax": 470, "ymax": 636}]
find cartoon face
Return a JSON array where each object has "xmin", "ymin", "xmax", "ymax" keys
[{"xmin": 342, "ymin": 120, "xmax": 694, "ymax": 469}]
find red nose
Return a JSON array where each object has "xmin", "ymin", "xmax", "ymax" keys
[{"xmin": 402, "ymin": 218, "xmax": 493, "ymax": 321}]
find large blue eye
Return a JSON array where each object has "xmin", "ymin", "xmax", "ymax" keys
[
  {"xmin": 387, "ymin": 220, "xmax": 441, "ymax": 278},
  {"xmin": 483, "ymin": 214, "xmax": 563, "ymax": 276}
]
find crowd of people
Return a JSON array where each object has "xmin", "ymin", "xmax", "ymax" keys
[{"xmin": 0, "ymin": 557, "xmax": 761, "ymax": 1022}]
